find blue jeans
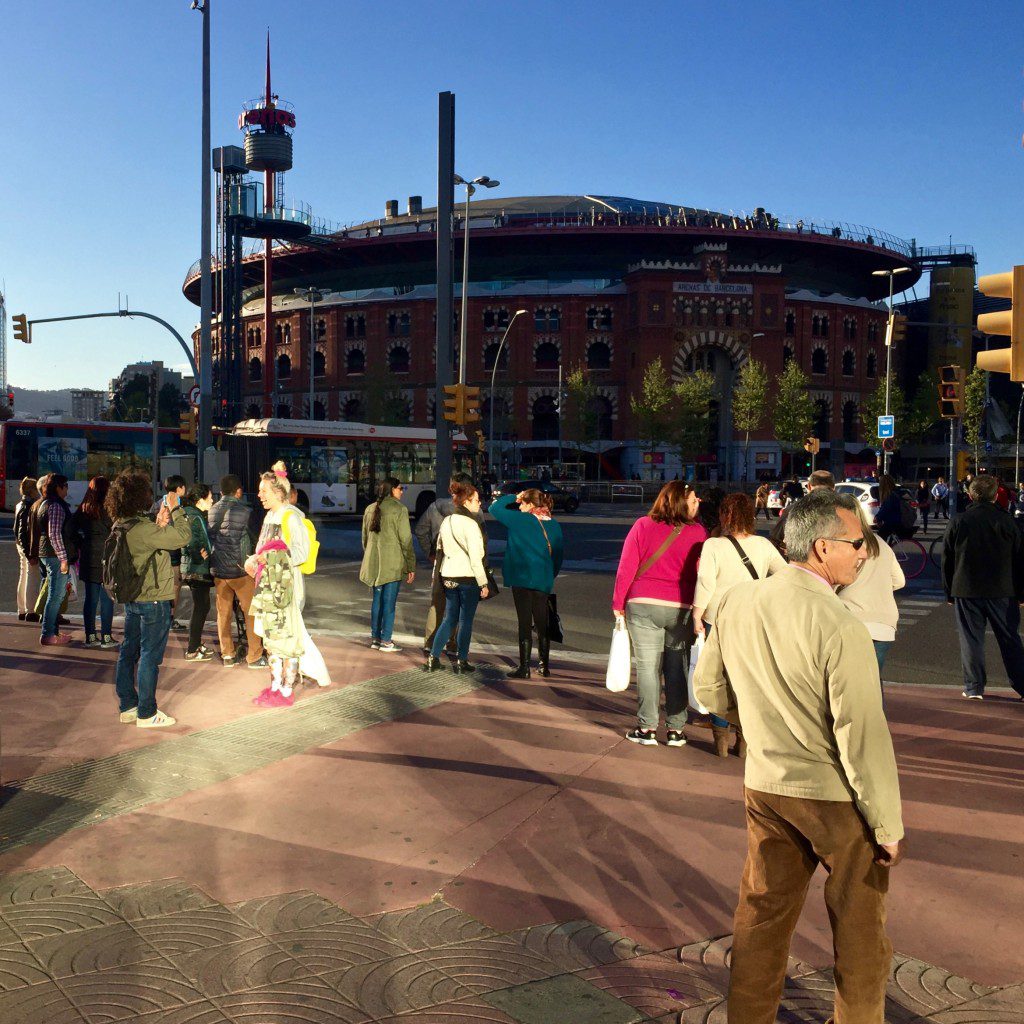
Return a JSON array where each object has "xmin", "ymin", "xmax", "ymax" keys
[
  {"xmin": 370, "ymin": 580, "xmax": 402, "ymax": 642},
  {"xmin": 430, "ymin": 582, "xmax": 481, "ymax": 661},
  {"xmin": 116, "ymin": 601, "xmax": 171, "ymax": 720},
  {"xmin": 873, "ymin": 640, "xmax": 892, "ymax": 675},
  {"xmin": 40, "ymin": 556, "xmax": 68, "ymax": 639},
  {"xmin": 84, "ymin": 580, "xmax": 114, "ymax": 638}
]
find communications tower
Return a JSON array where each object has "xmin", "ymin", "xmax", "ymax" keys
[{"xmin": 237, "ymin": 35, "xmax": 310, "ymax": 416}]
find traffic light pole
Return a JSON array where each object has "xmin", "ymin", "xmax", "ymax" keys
[
  {"xmin": 949, "ymin": 417, "xmax": 958, "ymax": 523},
  {"xmin": 151, "ymin": 361, "xmax": 163, "ymax": 498},
  {"xmin": 434, "ymin": 92, "xmax": 455, "ymax": 494}
]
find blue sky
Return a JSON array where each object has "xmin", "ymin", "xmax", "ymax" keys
[{"xmin": 5, "ymin": 0, "xmax": 1023, "ymax": 391}]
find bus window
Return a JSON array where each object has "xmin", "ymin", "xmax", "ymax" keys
[
  {"xmin": 388, "ymin": 445, "xmax": 414, "ymax": 484},
  {"xmin": 277, "ymin": 445, "xmax": 312, "ymax": 485},
  {"xmin": 412, "ymin": 444, "xmax": 435, "ymax": 484},
  {"xmin": 6, "ymin": 428, "xmax": 37, "ymax": 481},
  {"xmin": 88, "ymin": 441, "xmax": 133, "ymax": 480}
]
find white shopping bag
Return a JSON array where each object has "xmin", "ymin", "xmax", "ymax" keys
[
  {"xmin": 687, "ymin": 633, "xmax": 710, "ymax": 714},
  {"xmin": 66, "ymin": 565, "xmax": 80, "ymax": 603},
  {"xmin": 605, "ymin": 619, "xmax": 631, "ymax": 692}
]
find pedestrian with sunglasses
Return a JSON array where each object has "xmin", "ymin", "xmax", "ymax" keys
[
  {"xmin": 612, "ymin": 481, "xmax": 707, "ymax": 746},
  {"xmin": 360, "ymin": 477, "xmax": 416, "ymax": 652},
  {"xmin": 836, "ymin": 501, "xmax": 904, "ymax": 676}
]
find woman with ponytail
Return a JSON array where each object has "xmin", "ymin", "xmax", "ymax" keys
[{"xmin": 360, "ymin": 477, "xmax": 415, "ymax": 652}]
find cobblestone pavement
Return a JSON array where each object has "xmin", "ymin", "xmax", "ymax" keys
[{"xmin": 0, "ymin": 866, "xmax": 1018, "ymax": 1023}]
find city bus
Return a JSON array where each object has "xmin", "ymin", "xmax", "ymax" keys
[
  {"xmin": 225, "ymin": 418, "xmax": 477, "ymax": 517},
  {"xmin": 0, "ymin": 418, "xmax": 195, "ymax": 511}
]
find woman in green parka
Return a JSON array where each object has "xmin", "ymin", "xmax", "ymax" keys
[
  {"xmin": 360, "ymin": 477, "xmax": 416, "ymax": 652},
  {"xmin": 180, "ymin": 482, "xmax": 215, "ymax": 662}
]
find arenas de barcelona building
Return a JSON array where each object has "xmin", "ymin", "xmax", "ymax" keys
[{"xmin": 185, "ymin": 193, "xmax": 976, "ymax": 480}]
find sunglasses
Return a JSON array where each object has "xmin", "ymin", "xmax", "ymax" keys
[{"xmin": 830, "ymin": 537, "xmax": 866, "ymax": 550}]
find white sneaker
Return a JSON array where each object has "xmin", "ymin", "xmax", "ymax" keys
[
  {"xmin": 137, "ymin": 710, "xmax": 177, "ymax": 728},
  {"xmin": 962, "ymin": 691, "xmax": 984, "ymax": 700},
  {"xmin": 378, "ymin": 641, "xmax": 402, "ymax": 653},
  {"xmin": 119, "ymin": 708, "xmax": 138, "ymax": 724}
]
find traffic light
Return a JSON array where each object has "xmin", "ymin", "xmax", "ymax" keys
[
  {"xmin": 179, "ymin": 409, "xmax": 197, "ymax": 444},
  {"xmin": 441, "ymin": 383, "xmax": 481, "ymax": 426},
  {"xmin": 975, "ymin": 265, "xmax": 1024, "ymax": 380},
  {"xmin": 12, "ymin": 314, "xmax": 30, "ymax": 344},
  {"xmin": 938, "ymin": 365, "xmax": 964, "ymax": 418},
  {"xmin": 884, "ymin": 313, "xmax": 907, "ymax": 347},
  {"xmin": 803, "ymin": 436, "xmax": 820, "ymax": 454}
]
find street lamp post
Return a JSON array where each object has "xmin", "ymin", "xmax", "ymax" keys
[
  {"xmin": 872, "ymin": 266, "xmax": 912, "ymax": 476},
  {"xmin": 294, "ymin": 287, "xmax": 323, "ymax": 419},
  {"xmin": 453, "ymin": 174, "xmax": 499, "ymax": 383},
  {"xmin": 488, "ymin": 309, "xmax": 527, "ymax": 475}
]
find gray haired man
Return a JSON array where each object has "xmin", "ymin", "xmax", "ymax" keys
[{"xmin": 695, "ymin": 490, "xmax": 905, "ymax": 1024}]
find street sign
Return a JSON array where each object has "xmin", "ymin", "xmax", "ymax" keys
[
  {"xmin": 877, "ymin": 415, "xmax": 895, "ymax": 439},
  {"xmin": 985, "ymin": 441, "xmax": 993, "ymax": 452},
  {"xmin": 189, "ymin": 385, "xmax": 201, "ymax": 407}
]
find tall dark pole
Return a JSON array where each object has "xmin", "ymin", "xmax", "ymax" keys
[
  {"xmin": 198, "ymin": 0, "xmax": 213, "ymax": 475},
  {"xmin": 435, "ymin": 91, "xmax": 455, "ymax": 492}
]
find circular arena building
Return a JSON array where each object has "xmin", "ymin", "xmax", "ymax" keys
[{"xmin": 184, "ymin": 194, "xmax": 921, "ymax": 480}]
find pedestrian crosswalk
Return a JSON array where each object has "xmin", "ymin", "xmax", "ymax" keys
[{"xmin": 896, "ymin": 585, "xmax": 945, "ymax": 629}]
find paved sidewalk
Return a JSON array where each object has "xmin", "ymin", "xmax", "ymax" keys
[{"xmin": 0, "ymin": 618, "xmax": 1021, "ymax": 1022}]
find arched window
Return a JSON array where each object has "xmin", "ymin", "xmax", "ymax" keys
[
  {"xmin": 276, "ymin": 403, "xmax": 292, "ymax": 419},
  {"xmin": 277, "ymin": 354, "xmax": 291, "ymax": 380},
  {"xmin": 343, "ymin": 397, "xmax": 365, "ymax": 421},
  {"xmin": 547, "ymin": 308, "xmax": 560, "ymax": 332},
  {"xmin": 483, "ymin": 342, "xmax": 508, "ymax": 373},
  {"xmin": 841, "ymin": 350, "xmax": 855, "ymax": 376},
  {"xmin": 275, "ymin": 323, "xmax": 284, "ymax": 344},
  {"xmin": 312, "ymin": 400, "xmax": 326, "ymax": 421},
  {"xmin": 387, "ymin": 312, "xmax": 398, "ymax": 335},
  {"xmin": 813, "ymin": 399, "xmax": 831, "ymax": 442},
  {"xmin": 532, "ymin": 395, "xmax": 559, "ymax": 440},
  {"xmin": 819, "ymin": 315, "xmax": 829, "ymax": 337},
  {"xmin": 535, "ymin": 342, "xmax": 560, "ymax": 371},
  {"xmin": 313, "ymin": 350, "xmax": 326, "ymax": 378},
  {"xmin": 284, "ymin": 323, "xmax": 292, "ymax": 343},
  {"xmin": 248, "ymin": 357, "xmax": 262, "ymax": 382},
  {"xmin": 245, "ymin": 403, "xmax": 261, "ymax": 418},
  {"xmin": 590, "ymin": 395, "xmax": 613, "ymax": 437},
  {"xmin": 866, "ymin": 351, "xmax": 877, "ymax": 378},
  {"xmin": 399, "ymin": 313, "xmax": 410, "ymax": 336},
  {"xmin": 345, "ymin": 316, "xmax": 355, "ymax": 339},
  {"xmin": 586, "ymin": 306, "xmax": 613, "ymax": 330},
  {"xmin": 842, "ymin": 400, "xmax": 858, "ymax": 442},
  {"xmin": 785, "ymin": 311, "xmax": 795, "ymax": 336},
  {"xmin": 346, "ymin": 315, "xmax": 366, "ymax": 339},
  {"xmin": 346, "ymin": 348, "xmax": 365, "ymax": 375},
  {"xmin": 254, "ymin": 326, "xmax": 262, "ymax": 346},
  {"xmin": 388, "ymin": 346, "xmax": 410, "ymax": 373},
  {"xmin": 783, "ymin": 345, "xmax": 794, "ymax": 367},
  {"xmin": 867, "ymin": 322, "xmax": 879, "ymax": 344},
  {"xmin": 246, "ymin": 327, "xmax": 255, "ymax": 347},
  {"xmin": 811, "ymin": 347, "xmax": 827, "ymax": 375},
  {"xmin": 586, "ymin": 341, "xmax": 611, "ymax": 370},
  {"xmin": 315, "ymin": 318, "xmax": 327, "ymax": 339}
]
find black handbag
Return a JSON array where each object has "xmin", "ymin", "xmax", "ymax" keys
[{"xmin": 547, "ymin": 593, "xmax": 563, "ymax": 643}]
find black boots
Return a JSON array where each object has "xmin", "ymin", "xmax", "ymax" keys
[
  {"xmin": 423, "ymin": 656, "xmax": 444, "ymax": 673},
  {"xmin": 506, "ymin": 640, "xmax": 532, "ymax": 678},
  {"xmin": 538, "ymin": 635, "xmax": 551, "ymax": 677},
  {"xmin": 453, "ymin": 660, "xmax": 475, "ymax": 674}
]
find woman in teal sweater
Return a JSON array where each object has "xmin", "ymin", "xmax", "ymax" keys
[{"xmin": 489, "ymin": 489, "xmax": 564, "ymax": 678}]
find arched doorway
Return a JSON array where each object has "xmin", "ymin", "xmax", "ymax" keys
[{"xmin": 532, "ymin": 395, "xmax": 559, "ymax": 441}]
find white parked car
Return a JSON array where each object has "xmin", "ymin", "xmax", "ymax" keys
[{"xmin": 835, "ymin": 482, "xmax": 881, "ymax": 523}]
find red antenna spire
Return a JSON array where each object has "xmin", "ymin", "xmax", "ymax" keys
[{"xmin": 265, "ymin": 30, "xmax": 272, "ymax": 106}]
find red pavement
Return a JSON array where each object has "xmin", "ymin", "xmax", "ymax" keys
[{"xmin": 0, "ymin": 615, "xmax": 1021, "ymax": 989}]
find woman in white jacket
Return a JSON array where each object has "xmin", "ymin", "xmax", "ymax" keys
[
  {"xmin": 424, "ymin": 481, "xmax": 489, "ymax": 674},
  {"xmin": 838, "ymin": 502, "xmax": 904, "ymax": 679}
]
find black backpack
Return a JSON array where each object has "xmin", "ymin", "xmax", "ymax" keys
[{"xmin": 102, "ymin": 518, "xmax": 159, "ymax": 603}]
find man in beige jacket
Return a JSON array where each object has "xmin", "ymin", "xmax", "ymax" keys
[{"xmin": 694, "ymin": 489, "xmax": 905, "ymax": 1024}]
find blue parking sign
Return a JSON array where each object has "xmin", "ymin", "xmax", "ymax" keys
[{"xmin": 877, "ymin": 415, "xmax": 895, "ymax": 439}]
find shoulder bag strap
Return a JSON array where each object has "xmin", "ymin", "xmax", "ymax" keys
[
  {"xmin": 635, "ymin": 524, "xmax": 683, "ymax": 580},
  {"xmin": 727, "ymin": 535, "xmax": 759, "ymax": 580},
  {"xmin": 537, "ymin": 519, "xmax": 553, "ymax": 558}
]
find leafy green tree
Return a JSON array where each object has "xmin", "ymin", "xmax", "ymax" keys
[
  {"xmin": 772, "ymin": 361, "xmax": 814, "ymax": 474},
  {"xmin": 630, "ymin": 359, "xmax": 675, "ymax": 479},
  {"xmin": 731, "ymin": 358, "xmax": 769, "ymax": 480},
  {"xmin": 564, "ymin": 364, "xmax": 600, "ymax": 461},
  {"xmin": 107, "ymin": 374, "xmax": 183, "ymax": 427},
  {"xmin": 904, "ymin": 370, "xmax": 940, "ymax": 445},
  {"xmin": 364, "ymin": 364, "xmax": 410, "ymax": 426},
  {"xmin": 861, "ymin": 378, "xmax": 907, "ymax": 441},
  {"xmin": 671, "ymin": 370, "xmax": 717, "ymax": 472},
  {"xmin": 963, "ymin": 366, "xmax": 987, "ymax": 470}
]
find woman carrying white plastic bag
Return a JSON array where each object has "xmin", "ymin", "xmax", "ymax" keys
[
  {"xmin": 686, "ymin": 633, "xmax": 709, "ymax": 713},
  {"xmin": 605, "ymin": 618, "xmax": 631, "ymax": 692}
]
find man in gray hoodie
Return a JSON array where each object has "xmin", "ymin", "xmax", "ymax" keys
[{"xmin": 413, "ymin": 472, "xmax": 485, "ymax": 653}]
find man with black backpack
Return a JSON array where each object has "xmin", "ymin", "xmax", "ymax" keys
[{"xmin": 104, "ymin": 469, "xmax": 192, "ymax": 728}]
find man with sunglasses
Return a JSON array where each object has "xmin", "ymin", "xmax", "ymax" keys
[{"xmin": 695, "ymin": 489, "xmax": 904, "ymax": 1024}]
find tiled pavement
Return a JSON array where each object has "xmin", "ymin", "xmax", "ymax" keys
[{"xmin": 0, "ymin": 867, "xmax": 1017, "ymax": 1024}]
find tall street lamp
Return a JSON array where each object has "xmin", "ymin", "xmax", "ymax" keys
[
  {"xmin": 488, "ymin": 309, "xmax": 527, "ymax": 473},
  {"xmin": 454, "ymin": 173, "xmax": 499, "ymax": 383},
  {"xmin": 294, "ymin": 287, "xmax": 323, "ymax": 419},
  {"xmin": 872, "ymin": 266, "xmax": 912, "ymax": 475}
]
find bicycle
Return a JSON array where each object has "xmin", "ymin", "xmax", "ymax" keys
[{"xmin": 882, "ymin": 530, "xmax": 927, "ymax": 580}]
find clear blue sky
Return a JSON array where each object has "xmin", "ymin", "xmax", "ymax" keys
[{"xmin": 5, "ymin": 0, "xmax": 1023, "ymax": 391}]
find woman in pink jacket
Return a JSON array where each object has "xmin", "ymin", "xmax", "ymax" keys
[{"xmin": 612, "ymin": 481, "xmax": 706, "ymax": 747}]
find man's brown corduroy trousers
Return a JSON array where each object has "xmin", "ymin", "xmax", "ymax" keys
[{"xmin": 727, "ymin": 788, "xmax": 892, "ymax": 1024}]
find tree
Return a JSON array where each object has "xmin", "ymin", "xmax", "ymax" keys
[
  {"xmin": 772, "ymin": 361, "xmax": 814, "ymax": 475},
  {"xmin": 630, "ymin": 359, "xmax": 675, "ymax": 479},
  {"xmin": 107, "ymin": 374, "xmax": 183, "ymax": 427},
  {"xmin": 564, "ymin": 364, "xmax": 600, "ymax": 462},
  {"xmin": 731, "ymin": 358, "xmax": 769, "ymax": 481},
  {"xmin": 904, "ymin": 370, "xmax": 940, "ymax": 445},
  {"xmin": 0, "ymin": 404, "xmax": 13, "ymax": 422},
  {"xmin": 861, "ymin": 378, "xmax": 907, "ymax": 442},
  {"xmin": 363, "ymin": 364, "xmax": 409, "ymax": 426},
  {"xmin": 671, "ymin": 369, "xmax": 716, "ymax": 474},
  {"xmin": 963, "ymin": 366, "xmax": 987, "ymax": 470}
]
